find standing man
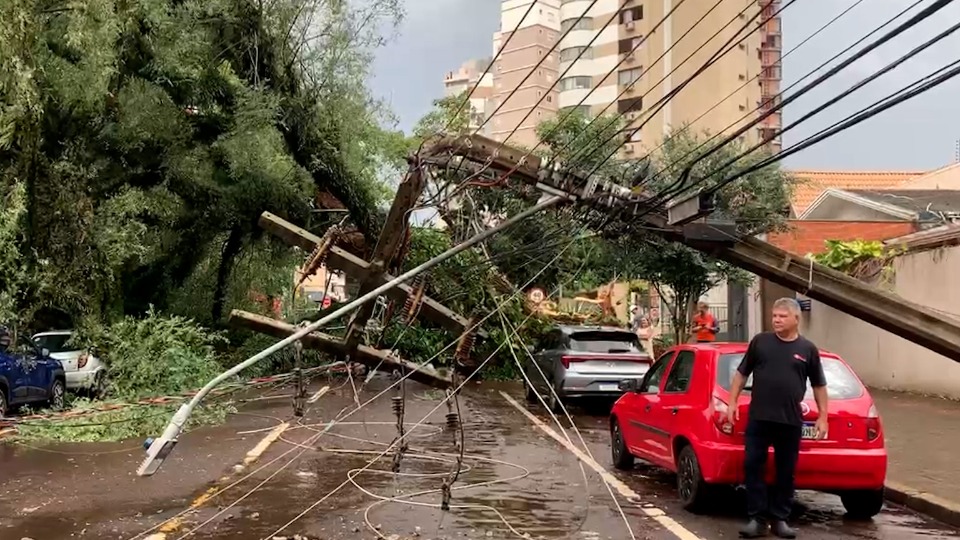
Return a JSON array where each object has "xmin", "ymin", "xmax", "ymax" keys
[
  {"xmin": 727, "ymin": 298, "xmax": 828, "ymax": 539},
  {"xmin": 691, "ymin": 302, "xmax": 719, "ymax": 343}
]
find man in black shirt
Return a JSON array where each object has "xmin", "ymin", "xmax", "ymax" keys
[{"xmin": 727, "ymin": 298, "xmax": 828, "ymax": 539}]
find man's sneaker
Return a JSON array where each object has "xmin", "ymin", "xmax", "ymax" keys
[
  {"xmin": 739, "ymin": 518, "xmax": 768, "ymax": 538},
  {"xmin": 771, "ymin": 520, "xmax": 797, "ymax": 539}
]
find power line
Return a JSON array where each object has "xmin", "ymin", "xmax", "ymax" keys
[
  {"xmin": 576, "ymin": 0, "xmax": 797, "ymax": 178},
  {"xmin": 698, "ymin": 15, "xmax": 960, "ymax": 187},
  {"xmin": 708, "ymin": 58, "xmax": 960, "ymax": 194},
  {"xmin": 637, "ymin": 0, "xmax": 872, "ymax": 178},
  {"xmin": 663, "ymin": 0, "xmax": 955, "ymax": 199},
  {"xmin": 541, "ymin": 0, "xmax": 726, "ymax": 167},
  {"xmin": 471, "ymin": 0, "xmax": 601, "ymax": 138},
  {"xmin": 440, "ymin": 1, "xmax": 540, "ymax": 136},
  {"xmin": 497, "ymin": 0, "xmax": 694, "ymax": 150}
]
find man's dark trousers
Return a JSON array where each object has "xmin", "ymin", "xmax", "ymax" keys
[{"xmin": 744, "ymin": 419, "xmax": 802, "ymax": 520}]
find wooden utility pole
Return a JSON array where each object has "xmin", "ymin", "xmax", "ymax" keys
[{"xmin": 423, "ymin": 133, "xmax": 960, "ymax": 362}]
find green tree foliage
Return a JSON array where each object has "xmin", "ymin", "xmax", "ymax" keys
[
  {"xmin": 0, "ymin": 0, "xmax": 402, "ymax": 331},
  {"xmin": 617, "ymin": 128, "xmax": 795, "ymax": 340}
]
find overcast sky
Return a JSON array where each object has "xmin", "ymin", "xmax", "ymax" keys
[{"xmin": 370, "ymin": 0, "xmax": 960, "ymax": 171}]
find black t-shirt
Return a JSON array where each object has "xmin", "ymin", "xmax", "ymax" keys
[{"xmin": 736, "ymin": 332, "xmax": 827, "ymax": 426}]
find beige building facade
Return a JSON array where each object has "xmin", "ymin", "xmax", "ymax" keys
[
  {"xmin": 443, "ymin": 58, "xmax": 495, "ymax": 135},
  {"xmin": 447, "ymin": 0, "xmax": 782, "ymax": 157}
]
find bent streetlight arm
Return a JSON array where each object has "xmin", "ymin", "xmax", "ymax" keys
[{"xmin": 137, "ymin": 195, "xmax": 565, "ymax": 476}]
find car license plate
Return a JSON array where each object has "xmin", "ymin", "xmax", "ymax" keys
[
  {"xmin": 801, "ymin": 423, "xmax": 818, "ymax": 439},
  {"xmin": 599, "ymin": 384, "xmax": 618, "ymax": 392}
]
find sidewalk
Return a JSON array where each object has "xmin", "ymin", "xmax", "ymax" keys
[{"xmin": 873, "ymin": 388, "xmax": 960, "ymax": 526}]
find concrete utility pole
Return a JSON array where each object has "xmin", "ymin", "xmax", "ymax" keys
[{"xmin": 423, "ymin": 133, "xmax": 960, "ymax": 362}]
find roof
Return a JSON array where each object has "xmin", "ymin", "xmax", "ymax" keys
[
  {"xmin": 788, "ymin": 170, "xmax": 922, "ymax": 215},
  {"xmin": 685, "ymin": 342, "xmax": 841, "ymax": 358},
  {"xmin": 846, "ymin": 189, "xmax": 960, "ymax": 217},
  {"xmin": 767, "ymin": 220, "xmax": 916, "ymax": 255}
]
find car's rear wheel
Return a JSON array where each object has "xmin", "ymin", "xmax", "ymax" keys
[
  {"xmin": 841, "ymin": 488, "xmax": 885, "ymax": 520},
  {"xmin": 547, "ymin": 385, "xmax": 564, "ymax": 413},
  {"xmin": 610, "ymin": 418, "xmax": 634, "ymax": 470},
  {"xmin": 524, "ymin": 378, "xmax": 538, "ymax": 403},
  {"xmin": 677, "ymin": 445, "xmax": 710, "ymax": 513},
  {"xmin": 48, "ymin": 379, "xmax": 66, "ymax": 411}
]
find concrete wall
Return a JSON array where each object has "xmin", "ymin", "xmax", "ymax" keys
[{"xmin": 801, "ymin": 245, "xmax": 960, "ymax": 398}]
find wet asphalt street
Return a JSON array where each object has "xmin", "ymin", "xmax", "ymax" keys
[{"xmin": 1, "ymin": 377, "xmax": 958, "ymax": 540}]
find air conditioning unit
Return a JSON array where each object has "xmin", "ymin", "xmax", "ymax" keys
[
  {"xmin": 624, "ymin": 85, "xmax": 634, "ymax": 94},
  {"xmin": 624, "ymin": 144, "xmax": 635, "ymax": 154},
  {"xmin": 627, "ymin": 111, "xmax": 639, "ymax": 121},
  {"xmin": 626, "ymin": 21, "xmax": 635, "ymax": 30},
  {"xmin": 625, "ymin": 52, "xmax": 634, "ymax": 61}
]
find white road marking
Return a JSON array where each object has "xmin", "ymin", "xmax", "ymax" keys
[{"xmin": 501, "ymin": 391, "xmax": 702, "ymax": 540}]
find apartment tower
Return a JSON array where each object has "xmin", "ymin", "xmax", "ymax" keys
[
  {"xmin": 489, "ymin": 0, "xmax": 562, "ymax": 148},
  {"xmin": 448, "ymin": 0, "xmax": 781, "ymax": 156},
  {"xmin": 443, "ymin": 58, "xmax": 495, "ymax": 135}
]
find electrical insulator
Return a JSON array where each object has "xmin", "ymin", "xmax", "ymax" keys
[
  {"xmin": 402, "ymin": 274, "xmax": 428, "ymax": 324},
  {"xmin": 298, "ymin": 226, "xmax": 340, "ymax": 288}
]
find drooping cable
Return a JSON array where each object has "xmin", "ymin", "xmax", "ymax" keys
[
  {"xmin": 637, "ymin": 0, "xmax": 874, "ymax": 178},
  {"xmin": 655, "ymin": 0, "xmax": 955, "ymax": 204},
  {"xmin": 707, "ymin": 58, "xmax": 960, "ymax": 195},
  {"xmin": 575, "ymin": 0, "xmax": 797, "ymax": 179}
]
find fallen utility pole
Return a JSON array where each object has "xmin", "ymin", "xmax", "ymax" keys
[
  {"xmin": 229, "ymin": 310, "xmax": 451, "ymax": 389},
  {"xmin": 423, "ymin": 133, "xmax": 960, "ymax": 362},
  {"xmin": 259, "ymin": 212, "xmax": 485, "ymax": 338},
  {"xmin": 136, "ymin": 195, "xmax": 564, "ymax": 477}
]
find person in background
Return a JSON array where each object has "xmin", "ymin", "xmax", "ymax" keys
[
  {"xmin": 691, "ymin": 302, "xmax": 719, "ymax": 343},
  {"xmin": 636, "ymin": 317, "xmax": 654, "ymax": 357},
  {"xmin": 629, "ymin": 305, "xmax": 642, "ymax": 332},
  {"xmin": 727, "ymin": 298, "xmax": 828, "ymax": 539}
]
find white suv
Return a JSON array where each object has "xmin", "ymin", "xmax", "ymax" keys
[{"xmin": 32, "ymin": 330, "xmax": 107, "ymax": 396}]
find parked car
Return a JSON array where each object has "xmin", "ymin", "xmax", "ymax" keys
[
  {"xmin": 609, "ymin": 342, "xmax": 886, "ymax": 519},
  {"xmin": 523, "ymin": 325, "xmax": 652, "ymax": 411},
  {"xmin": 32, "ymin": 330, "xmax": 107, "ymax": 396},
  {"xmin": 0, "ymin": 332, "xmax": 67, "ymax": 417}
]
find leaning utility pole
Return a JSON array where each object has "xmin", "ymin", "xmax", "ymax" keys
[{"xmin": 422, "ymin": 133, "xmax": 960, "ymax": 362}]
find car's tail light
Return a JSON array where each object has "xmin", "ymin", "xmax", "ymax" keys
[
  {"xmin": 560, "ymin": 356, "xmax": 585, "ymax": 369},
  {"xmin": 866, "ymin": 403, "xmax": 881, "ymax": 442},
  {"xmin": 713, "ymin": 396, "xmax": 734, "ymax": 435},
  {"xmin": 78, "ymin": 354, "xmax": 88, "ymax": 369}
]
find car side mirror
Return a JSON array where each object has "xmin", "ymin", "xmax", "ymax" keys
[
  {"xmin": 41, "ymin": 348, "xmax": 50, "ymax": 357},
  {"xmin": 618, "ymin": 379, "xmax": 640, "ymax": 393}
]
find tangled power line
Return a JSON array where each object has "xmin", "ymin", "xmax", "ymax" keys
[{"xmin": 123, "ymin": 1, "xmax": 960, "ymax": 539}]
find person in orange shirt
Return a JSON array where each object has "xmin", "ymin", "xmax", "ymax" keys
[{"xmin": 691, "ymin": 302, "xmax": 719, "ymax": 343}]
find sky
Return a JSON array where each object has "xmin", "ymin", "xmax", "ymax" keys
[{"xmin": 369, "ymin": 0, "xmax": 960, "ymax": 172}]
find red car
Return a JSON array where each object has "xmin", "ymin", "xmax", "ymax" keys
[{"xmin": 609, "ymin": 342, "xmax": 887, "ymax": 518}]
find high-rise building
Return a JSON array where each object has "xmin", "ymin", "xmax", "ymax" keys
[
  {"xmin": 444, "ymin": 0, "xmax": 782, "ymax": 158},
  {"xmin": 489, "ymin": 0, "xmax": 563, "ymax": 148},
  {"xmin": 443, "ymin": 58, "xmax": 495, "ymax": 134}
]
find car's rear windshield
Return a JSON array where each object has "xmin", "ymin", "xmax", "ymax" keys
[
  {"xmin": 568, "ymin": 331, "xmax": 642, "ymax": 353},
  {"xmin": 716, "ymin": 353, "xmax": 864, "ymax": 400},
  {"xmin": 33, "ymin": 333, "xmax": 80, "ymax": 354}
]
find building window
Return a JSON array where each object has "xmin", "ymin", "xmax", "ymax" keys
[
  {"xmin": 617, "ymin": 97, "xmax": 643, "ymax": 114},
  {"xmin": 547, "ymin": 95, "xmax": 553, "ymax": 103},
  {"xmin": 618, "ymin": 67, "xmax": 643, "ymax": 86},
  {"xmin": 618, "ymin": 37, "xmax": 644, "ymax": 54},
  {"xmin": 560, "ymin": 46, "xmax": 593, "ymax": 62},
  {"xmin": 561, "ymin": 17, "xmax": 593, "ymax": 32},
  {"xmin": 559, "ymin": 76, "xmax": 593, "ymax": 91},
  {"xmin": 620, "ymin": 6, "xmax": 643, "ymax": 24}
]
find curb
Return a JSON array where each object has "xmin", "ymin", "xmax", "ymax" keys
[{"xmin": 885, "ymin": 481, "xmax": 960, "ymax": 528}]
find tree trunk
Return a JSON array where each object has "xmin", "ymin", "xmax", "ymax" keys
[{"xmin": 212, "ymin": 227, "xmax": 244, "ymax": 323}]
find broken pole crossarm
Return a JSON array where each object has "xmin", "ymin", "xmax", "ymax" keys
[
  {"xmin": 258, "ymin": 212, "xmax": 485, "ymax": 338},
  {"xmin": 136, "ymin": 195, "xmax": 565, "ymax": 477}
]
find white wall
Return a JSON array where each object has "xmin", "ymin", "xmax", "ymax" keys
[{"xmin": 802, "ymin": 245, "xmax": 960, "ymax": 398}]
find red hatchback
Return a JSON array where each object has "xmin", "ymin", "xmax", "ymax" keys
[{"xmin": 609, "ymin": 343, "xmax": 887, "ymax": 518}]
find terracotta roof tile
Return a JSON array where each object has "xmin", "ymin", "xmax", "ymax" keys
[{"xmin": 788, "ymin": 170, "xmax": 922, "ymax": 215}]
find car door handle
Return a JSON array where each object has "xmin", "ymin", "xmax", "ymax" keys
[
  {"xmin": 671, "ymin": 407, "xmax": 679, "ymax": 415},
  {"xmin": 644, "ymin": 405, "xmax": 651, "ymax": 412}
]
